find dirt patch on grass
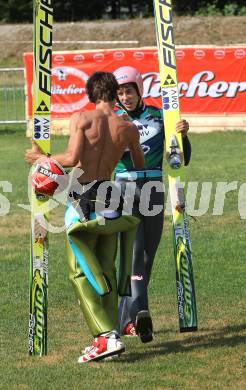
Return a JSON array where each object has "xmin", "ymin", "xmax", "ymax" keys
[
  {"xmin": 15, "ymin": 344, "xmax": 78, "ymax": 368},
  {"xmin": 0, "ymin": 16, "xmax": 245, "ymax": 66},
  {"xmin": 0, "ymin": 212, "xmax": 29, "ymax": 239}
]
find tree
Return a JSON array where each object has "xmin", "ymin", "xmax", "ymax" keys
[
  {"xmin": 0, "ymin": 0, "xmax": 245, "ymax": 22},
  {"xmin": 0, "ymin": 0, "xmax": 33, "ymax": 22},
  {"xmin": 126, "ymin": 0, "xmax": 133, "ymax": 18},
  {"xmin": 174, "ymin": 0, "xmax": 246, "ymax": 15},
  {"xmin": 0, "ymin": 0, "xmax": 107, "ymax": 22},
  {"xmin": 173, "ymin": 0, "xmax": 200, "ymax": 14},
  {"xmin": 110, "ymin": 0, "xmax": 121, "ymax": 19},
  {"xmin": 54, "ymin": 1, "xmax": 107, "ymax": 21}
]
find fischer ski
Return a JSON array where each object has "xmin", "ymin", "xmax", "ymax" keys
[
  {"xmin": 153, "ymin": 0, "xmax": 198, "ymax": 332},
  {"xmin": 28, "ymin": 0, "xmax": 53, "ymax": 356}
]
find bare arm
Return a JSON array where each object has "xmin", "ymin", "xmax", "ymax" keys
[
  {"xmin": 176, "ymin": 119, "xmax": 191, "ymax": 165},
  {"xmin": 25, "ymin": 112, "xmax": 85, "ymax": 167},
  {"xmin": 176, "ymin": 119, "xmax": 189, "ymax": 138},
  {"xmin": 128, "ymin": 124, "xmax": 144, "ymax": 169}
]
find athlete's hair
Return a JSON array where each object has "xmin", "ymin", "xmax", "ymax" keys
[{"xmin": 86, "ymin": 72, "xmax": 119, "ymax": 103}]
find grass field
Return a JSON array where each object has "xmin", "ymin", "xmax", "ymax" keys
[{"xmin": 0, "ymin": 128, "xmax": 245, "ymax": 390}]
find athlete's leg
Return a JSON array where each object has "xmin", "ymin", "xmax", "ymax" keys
[
  {"xmin": 66, "ymin": 231, "xmax": 118, "ymax": 337},
  {"xmin": 119, "ymin": 217, "xmax": 147, "ymax": 333},
  {"xmin": 144, "ymin": 185, "xmax": 164, "ymax": 283},
  {"xmin": 119, "ymin": 180, "xmax": 149, "ymax": 333},
  {"xmin": 119, "ymin": 179, "xmax": 164, "ymax": 334},
  {"xmin": 95, "ymin": 233, "xmax": 118, "ymax": 329}
]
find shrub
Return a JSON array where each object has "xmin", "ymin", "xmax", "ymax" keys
[
  {"xmin": 238, "ymin": 6, "xmax": 246, "ymax": 15},
  {"xmin": 195, "ymin": 2, "xmax": 222, "ymax": 16},
  {"xmin": 223, "ymin": 3, "xmax": 239, "ymax": 16}
]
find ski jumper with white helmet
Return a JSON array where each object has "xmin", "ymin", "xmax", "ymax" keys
[
  {"xmin": 114, "ymin": 66, "xmax": 144, "ymax": 96},
  {"xmin": 114, "ymin": 66, "xmax": 191, "ymax": 334}
]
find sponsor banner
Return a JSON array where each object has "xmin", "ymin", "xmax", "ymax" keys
[{"xmin": 23, "ymin": 47, "xmax": 246, "ymax": 118}]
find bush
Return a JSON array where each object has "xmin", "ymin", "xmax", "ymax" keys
[
  {"xmin": 195, "ymin": 2, "xmax": 222, "ymax": 16},
  {"xmin": 195, "ymin": 1, "xmax": 246, "ymax": 16},
  {"xmin": 238, "ymin": 6, "xmax": 246, "ymax": 15},
  {"xmin": 223, "ymin": 3, "xmax": 238, "ymax": 15}
]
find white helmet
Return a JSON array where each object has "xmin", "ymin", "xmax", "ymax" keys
[{"xmin": 114, "ymin": 66, "xmax": 144, "ymax": 97}]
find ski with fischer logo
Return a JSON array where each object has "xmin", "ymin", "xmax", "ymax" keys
[
  {"xmin": 153, "ymin": 0, "xmax": 198, "ymax": 332},
  {"xmin": 28, "ymin": 0, "xmax": 53, "ymax": 356}
]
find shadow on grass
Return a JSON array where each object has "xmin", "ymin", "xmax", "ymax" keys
[
  {"xmin": 0, "ymin": 125, "xmax": 26, "ymax": 135},
  {"xmin": 118, "ymin": 323, "xmax": 246, "ymax": 363},
  {"xmin": 0, "ymin": 129, "xmax": 24, "ymax": 135},
  {"xmin": 0, "ymin": 129, "xmax": 17, "ymax": 135}
]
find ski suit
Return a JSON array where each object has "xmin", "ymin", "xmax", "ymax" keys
[{"xmin": 65, "ymin": 181, "xmax": 139, "ymax": 337}]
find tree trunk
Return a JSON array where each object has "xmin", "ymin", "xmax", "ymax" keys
[
  {"xmin": 111, "ymin": 0, "xmax": 121, "ymax": 19},
  {"xmin": 127, "ymin": 0, "xmax": 133, "ymax": 18},
  {"xmin": 111, "ymin": 0, "xmax": 117, "ymax": 19},
  {"xmin": 190, "ymin": 0, "xmax": 198, "ymax": 13}
]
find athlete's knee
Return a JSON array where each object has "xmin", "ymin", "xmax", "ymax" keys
[{"xmin": 132, "ymin": 246, "xmax": 144, "ymax": 267}]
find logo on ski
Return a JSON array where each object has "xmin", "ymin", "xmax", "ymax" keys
[
  {"xmin": 33, "ymin": 117, "xmax": 50, "ymax": 140},
  {"xmin": 155, "ymin": 0, "xmax": 176, "ymax": 70},
  {"xmin": 176, "ymin": 238, "xmax": 195, "ymax": 328},
  {"xmin": 29, "ymin": 270, "xmax": 47, "ymax": 355},
  {"xmin": 161, "ymin": 88, "xmax": 179, "ymax": 111},
  {"xmin": 36, "ymin": 100, "xmax": 49, "ymax": 112},
  {"xmin": 163, "ymin": 74, "xmax": 175, "ymax": 86}
]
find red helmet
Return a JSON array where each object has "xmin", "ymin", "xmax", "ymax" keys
[
  {"xmin": 114, "ymin": 66, "xmax": 144, "ymax": 97},
  {"xmin": 31, "ymin": 157, "xmax": 67, "ymax": 196}
]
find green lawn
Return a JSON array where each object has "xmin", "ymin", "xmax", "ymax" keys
[{"xmin": 0, "ymin": 129, "xmax": 245, "ymax": 390}]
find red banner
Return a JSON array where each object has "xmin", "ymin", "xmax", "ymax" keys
[{"xmin": 23, "ymin": 47, "xmax": 246, "ymax": 119}]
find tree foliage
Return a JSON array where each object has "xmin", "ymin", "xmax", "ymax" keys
[
  {"xmin": 0, "ymin": 1, "xmax": 33, "ymax": 22},
  {"xmin": 0, "ymin": 0, "xmax": 245, "ymax": 22}
]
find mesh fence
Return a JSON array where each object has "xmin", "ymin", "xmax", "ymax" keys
[{"xmin": 0, "ymin": 68, "xmax": 26, "ymax": 124}]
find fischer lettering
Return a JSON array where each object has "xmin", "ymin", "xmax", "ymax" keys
[{"xmin": 142, "ymin": 71, "xmax": 246, "ymax": 99}]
